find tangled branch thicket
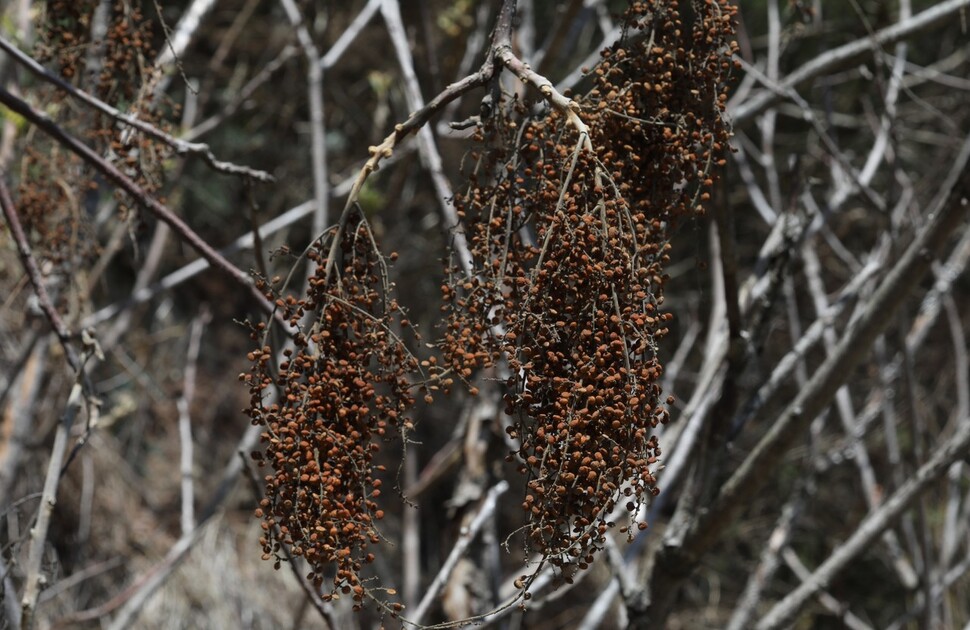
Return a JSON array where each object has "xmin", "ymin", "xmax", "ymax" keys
[{"xmin": 245, "ymin": 0, "xmax": 737, "ymax": 612}]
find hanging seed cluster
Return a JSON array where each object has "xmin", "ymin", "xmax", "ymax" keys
[
  {"xmin": 36, "ymin": 0, "xmax": 158, "ymax": 101},
  {"xmin": 20, "ymin": 0, "xmax": 169, "ymax": 268},
  {"xmin": 34, "ymin": 0, "xmax": 102, "ymax": 81},
  {"xmin": 243, "ymin": 216, "xmax": 417, "ymax": 607},
  {"xmin": 442, "ymin": 0, "xmax": 737, "ymax": 569}
]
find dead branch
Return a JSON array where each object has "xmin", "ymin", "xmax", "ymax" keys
[{"xmin": 0, "ymin": 86, "xmax": 273, "ymax": 313}]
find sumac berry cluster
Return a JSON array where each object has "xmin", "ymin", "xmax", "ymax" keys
[
  {"xmin": 442, "ymin": 0, "xmax": 737, "ymax": 570},
  {"xmin": 21, "ymin": 0, "xmax": 170, "ymax": 268},
  {"xmin": 243, "ymin": 214, "xmax": 417, "ymax": 606},
  {"xmin": 245, "ymin": 0, "xmax": 737, "ymax": 606}
]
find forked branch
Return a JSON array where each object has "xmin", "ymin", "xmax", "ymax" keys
[
  {"xmin": 633, "ymin": 132, "xmax": 970, "ymax": 626},
  {"xmin": 0, "ymin": 87, "xmax": 273, "ymax": 314}
]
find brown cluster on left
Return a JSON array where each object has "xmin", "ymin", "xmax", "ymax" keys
[
  {"xmin": 242, "ymin": 212, "xmax": 417, "ymax": 609},
  {"xmin": 18, "ymin": 2, "xmax": 171, "ymax": 271}
]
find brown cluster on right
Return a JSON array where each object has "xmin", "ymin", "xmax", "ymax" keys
[{"xmin": 442, "ymin": 0, "xmax": 738, "ymax": 573}]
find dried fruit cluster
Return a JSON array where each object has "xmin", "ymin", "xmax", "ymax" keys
[
  {"xmin": 36, "ymin": 0, "xmax": 157, "ymax": 98},
  {"xmin": 20, "ymin": 1, "xmax": 169, "ymax": 268},
  {"xmin": 243, "ymin": 215, "xmax": 417, "ymax": 607},
  {"xmin": 244, "ymin": 0, "xmax": 737, "ymax": 603},
  {"xmin": 442, "ymin": 0, "xmax": 737, "ymax": 569},
  {"xmin": 33, "ymin": 0, "xmax": 101, "ymax": 80}
]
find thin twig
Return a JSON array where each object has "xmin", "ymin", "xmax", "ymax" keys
[
  {"xmin": 0, "ymin": 176, "xmax": 78, "ymax": 369},
  {"xmin": 577, "ymin": 578, "xmax": 620, "ymax": 630},
  {"xmin": 408, "ymin": 480, "xmax": 509, "ymax": 626},
  {"xmin": 380, "ymin": 0, "xmax": 473, "ymax": 276},
  {"xmin": 186, "ymin": 44, "xmax": 298, "ymax": 140},
  {"xmin": 436, "ymin": 1, "xmax": 495, "ymax": 135},
  {"xmin": 278, "ymin": 0, "xmax": 329, "ymax": 237},
  {"xmin": 177, "ymin": 308, "xmax": 209, "ymax": 535},
  {"xmin": 319, "ymin": 0, "xmax": 382, "ymax": 70},
  {"xmin": 151, "ymin": 0, "xmax": 217, "ymax": 97},
  {"xmin": 402, "ymin": 447, "xmax": 420, "ymax": 610},
  {"xmin": 941, "ymin": 293, "xmax": 969, "ymax": 569},
  {"xmin": 726, "ymin": 488, "xmax": 803, "ymax": 630},
  {"xmin": 37, "ymin": 557, "xmax": 125, "ymax": 606},
  {"xmin": 756, "ymin": 414, "xmax": 970, "ymax": 629},
  {"xmin": 0, "ymin": 36, "xmax": 273, "ymax": 181},
  {"xmin": 730, "ymin": 138, "xmax": 777, "ymax": 223},
  {"xmin": 0, "ymin": 86, "xmax": 273, "ymax": 314},
  {"xmin": 760, "ymin": 0, "xmax": 782, "ymax": 215},
  {"xmin": 98, "ymin": 222, "xmax": 171, "ymax": 352},
  {"xmin": 1, "ymin": 553, "xmax": 22, "ymax": 630}
]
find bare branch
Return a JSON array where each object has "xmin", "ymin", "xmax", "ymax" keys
[
  {"xmin": 0, "ymin": 35, "xmax": 274, "ymax": 181},
  {"xmin": 0, "ymin": 176, "xmax": 78, "ymax": 369},
  {"xmin": 726, "ymin": 489, "xmax": 803, "ymax": 630},
  {"xmin": 278, "ymin": 0, "xmax": 329, "ymax": 236},
  {"xmin": 176, "ymin": 308, "xmax": 209, "ymax": 535},
  {"xmin": 756, "ymin": 414, "xmax": 970, "ymax": 629},
  {"xmin": 729, "ymin": 0, "xmax": 970, "ymax": 124},
  {"xmin": 779, "ymin": 548, "xmax": 875, "ymax": 630},
  {"xmin": 380, "ymin": 0, "xmax": 473, "ymax": 276},
  {"xmin": 186, "ymin": 44, "xmax": 297, "ymax": 140},
  {"xmin": 408, "ymin": 480, "xmax": 509, "ymax": 626},
  {"xmin": 0, "ymin": 86, "xmax": 273, "ymax": 313},
  {"xmin": 319, "ymin": 0, "xmax": 382, "ymax": 70},
  {"xmin": 20, "ymin": 365, "xmax": 95, "ymax": 629}
]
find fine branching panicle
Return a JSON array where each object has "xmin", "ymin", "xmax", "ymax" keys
[
  {"xmin": 245, "ymin": 0, "xmax": 738, "ymax": 618},
  {"xmin": 441, "ymin": 0, "xmax": 738, "ymax": 579},
  {"xmin": 243, "ymin": 209, "xmax": 423, "ymax": 610}
]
